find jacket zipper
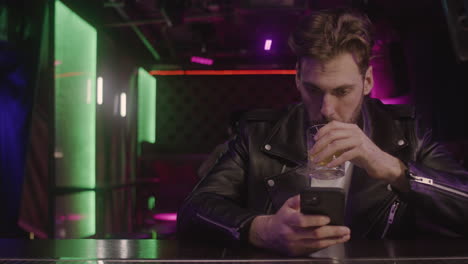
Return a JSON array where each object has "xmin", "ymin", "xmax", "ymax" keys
[
  {"xmin": 381, "ymin": 200, "xmax": 400, "ymax": 238},
  {"xmin": 196, "ymin": 213, "xmax": 240, "ymax": 240},
  {"xmin": 411, "ymin": 175, "xmax": 468, "ymax": 199},
  {"xmin": 362, "ymin": 192, "xmax": 396, "ymax": 238}
]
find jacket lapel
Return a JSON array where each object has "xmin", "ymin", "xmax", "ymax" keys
[
  {"xmin": 364, "ymin": 98, "xmax": 410, "ymax": 155},
  {"xmin": 260, "ymin": 104, "xmax": 308, "ymax": 166},
  {"xmin": 260, "ymin": 104, "xmax": 309, "ymax": 211}
]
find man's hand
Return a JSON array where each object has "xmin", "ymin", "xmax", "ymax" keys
[
  {"xmin": 310, "ymin": 121, "xmax": 409, "ymax": 190},
  {"xmin": 249, "ymin": 195, "xmax": 350, "ymax": 256}
]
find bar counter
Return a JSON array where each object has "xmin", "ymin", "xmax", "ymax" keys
[{"xmin": 0, "ymin": 239, "xmax": 468, "ymax": 263}]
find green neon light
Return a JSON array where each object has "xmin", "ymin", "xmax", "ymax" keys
[
  {"xmin": 148, "ymin": 196, "xmax": 156, "ymax": 210},
  {"xmin": 137, "ymin": 68, "xmax": 157, "ymax": 153},
  {"xmin": 54, "ymin": 0, "xmax": 96, "ymax": 237}
]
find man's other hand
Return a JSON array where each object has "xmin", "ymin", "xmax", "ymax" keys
[{"xmin": 248, "ymin": 195, "xmax": 350, "ymax": 256}]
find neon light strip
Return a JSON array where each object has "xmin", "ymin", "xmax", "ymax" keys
[
  {"xmin": 150, "ymin": 69, "xmax": 296, "ymax": 76},
  {"xmin": 120, "ymin": 93, "xmax": 127, "ymax": 117},
  {"xmin": 97, "ymin": 77, "xmax": 103, "ymax": 105},
  {"xmin": 191, "ymin": 56, "xmax": 214, "ymax": 65},
  {"xmin": 264, "ymin": 39, "xmax": 272, "ymax": 50},
  {"xmin": 137, "ymin": 68, "xmax": 156, "ymax": 146}
]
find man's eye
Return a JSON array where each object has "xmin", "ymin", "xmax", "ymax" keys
[
  {"xmin": 334, "ymin": 89, "xmax": 349, "ymax": 97},
  {"xmin": 306, "ymin": 87, "xmax": 321, "ymax": 94}
]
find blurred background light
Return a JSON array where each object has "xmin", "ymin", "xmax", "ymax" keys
[
  {"xmin": 153, "ymin": 213, "xmax": 177, "ymax": 222},
  {"xmin": 264, "ymin": 39, "xmax": 272, "ymax": 51},
  {"xmin": 120, "ymin": 93, "xmax": 126, "ymax": 117},
  {"xmin": 97, "ymin": 77, "xmax": 103, "ymax": 105},
  {"xmin": 191, "ymin": 56, "xmax": 214, "ymax": 65}
]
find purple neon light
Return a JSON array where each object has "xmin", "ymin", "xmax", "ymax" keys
[
  {"xmin": 191, "ymin": 56, "xmax": 213, "ymax": 65},
  {"xmin": 153, "ymin": 213, "xmax": 177, "ymax": 222},
  {"xmin": 379, "ymin": 95, "xmax": 411, "ymax": 105},
  {"xmin": 264, "ymin": 39, "xmax": 272, "ymax": 50}
]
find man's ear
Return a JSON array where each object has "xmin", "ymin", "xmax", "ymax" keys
[{"xmin": 363, "ymin": 66, "xmax": 373, "ymax": 95}]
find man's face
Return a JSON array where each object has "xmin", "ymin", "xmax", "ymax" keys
[{"xmin": 296, "ymin": 53, "xmax": 373, "ymax": 124}]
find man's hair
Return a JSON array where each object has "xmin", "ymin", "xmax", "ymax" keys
[{"xmin": 289, "ymin": 8, "xmax": 374, "ymax": 76}]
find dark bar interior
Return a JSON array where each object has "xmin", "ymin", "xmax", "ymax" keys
[{"xmin": 1, "ymin": 0, "xmax": 468, "ymax": 263}]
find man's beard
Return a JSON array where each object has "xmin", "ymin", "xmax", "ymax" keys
[{"xmin": 309, "ymin": 94, "xmax": 365, "ymax": 125}]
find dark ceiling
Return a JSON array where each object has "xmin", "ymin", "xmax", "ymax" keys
[
  {"xmin": 103, "ymin": 0, "xmax": 321, "ymax": 69},
  {"xmin": 65, "ymin": 0, "xmax": 447, "ymax": 70}
]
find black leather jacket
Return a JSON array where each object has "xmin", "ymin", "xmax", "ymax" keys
[{"xmin": 178, "ymin": 97, "xmax": 468, "ymax": 243}]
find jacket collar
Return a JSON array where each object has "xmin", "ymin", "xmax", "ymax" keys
[
  {"xmin": 261, "ymin": 103, "xmax": 308, "ymax": 166},
  {"xmin": 364, "ymin": 97, "xmax": 410, "ymax": 155},
  {"xmin": 261, "ymin": 97, "xmax": 410, "ymax": 166}
]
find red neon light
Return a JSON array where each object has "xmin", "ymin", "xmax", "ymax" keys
[
  {"xmin": 150, "ymin": 70, "xmax": 185, "ymax": 76},
  {"xmin": 150, "ymin": 70, "xmax": 296, "ymax": 76}
]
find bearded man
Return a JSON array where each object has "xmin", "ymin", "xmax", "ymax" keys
[{"xmin": 177, "ymin": 8, "xmax": 468, "ymax": 256}]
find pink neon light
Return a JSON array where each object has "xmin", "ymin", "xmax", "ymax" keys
[
  {"xmin": 379, "ymin": 95, "xmax": 411, "ymax": 105},
  {"xmin": 153, "ymin": 213, "xmax": 177, "ymax": 222},
  {"xmin": 191, "ymin": 56, "xmax": 214, "ymax": 65},
  {"xmin": 264, "ymin": 39, "xmax": 272, "ymax": 50}
]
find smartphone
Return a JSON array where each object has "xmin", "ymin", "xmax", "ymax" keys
[{"xmin": 300, "ymin": 187, "xmax": 345, "ymax": 226}]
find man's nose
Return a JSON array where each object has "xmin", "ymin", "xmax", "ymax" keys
[{"xmin": 320, "ymin": 94, "xmax": 336, "ymax": 119}]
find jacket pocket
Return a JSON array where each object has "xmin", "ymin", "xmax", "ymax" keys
[{"xmin": 362, "ymin": 192, "xmax": 397, "ymax": 238}]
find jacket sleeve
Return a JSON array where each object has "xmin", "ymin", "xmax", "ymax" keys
[
  {"xmin": 404, "ymin": 118, "xmax": 468, "ymax": 237},
  {"xmin": 176, "ymin": 127, "xmax": 260, "ymax": 244}
]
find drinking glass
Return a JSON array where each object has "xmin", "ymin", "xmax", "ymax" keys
[{"xmin": 305, "ymin": 124, "xmax": 345, "ymax": 180}]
